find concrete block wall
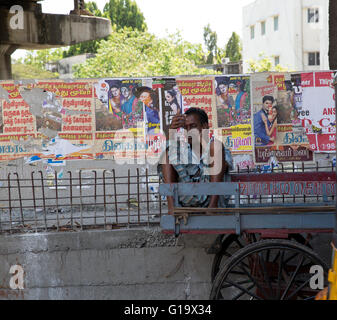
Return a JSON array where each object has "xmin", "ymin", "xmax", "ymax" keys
[{"xmin": 0, "ymin": 228, "xmax": 218, "ymax": 300}]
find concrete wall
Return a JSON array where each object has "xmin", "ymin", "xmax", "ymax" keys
[
  {"xmin": 0, "ymin": 228, "xmax": 219, "ymax": 300},
  {"xmin": 242, "ymin": 0, "xmax": 329, "ymax": 72}
]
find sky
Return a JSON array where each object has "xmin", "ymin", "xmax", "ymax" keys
[{"xmin": 12, "ymin": 0, "xmax": 254, "ymax": 59}]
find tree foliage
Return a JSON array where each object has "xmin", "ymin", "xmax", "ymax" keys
[
  {"xmin": 62, "ymin": 0, "xmax": 147, "ymax": 58},
  {"xmin": 21, "ymin": 48, "xmax": 64, "ymax": 69},
  {"xmin": 104, "ymin": 0, "xmax": 147, "ymax": 31},
  {"xmin": 203, "ymin": 24, "xmax": 218, "ymax": 64},
  {"xmin": 247, "ymin": 53, "xmax": 289, "ymax": 73},
  {"xmin": 225, "ymin": 32, "xmax": 242, "ymax": 62},
  {"xmin": 86, "ymin": 1, "xmax": 104, "ymax": 17},
  {"xmin": 73, "ymin": 28, "xmax": 216, "ymax": 78}
]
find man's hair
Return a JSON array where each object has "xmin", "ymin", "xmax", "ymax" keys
[
  {"xmin": 262, "ymin": 95, "xmax": 274, "ymax": 104},
  {"xmin": 185, "ymin": 107, "xmax": 209, "ymax": 125}
]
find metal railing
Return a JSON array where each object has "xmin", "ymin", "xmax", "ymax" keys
[
  {"xmin": 0, "ymin": 169, "xmax": 165, "ymax": 234},
  {"xmin": 233, "ymin": 161, "xmax": 336, "ymax": 206},
  {"xmin": 0, "ymin": 161, "xmax": 335, "ymax": 235}
]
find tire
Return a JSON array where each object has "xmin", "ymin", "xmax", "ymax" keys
[
  {"xmin": 210, "ymin": 239, "xmax": 328, "ymax": 300},
  {"xmin": 210, "ymin": 233, "xmax": 310, "ymax": 282}
]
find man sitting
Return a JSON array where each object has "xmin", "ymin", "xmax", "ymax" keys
[{"xmin": 158, "ymin": 107, "xmax": 233, "ymax": 214}]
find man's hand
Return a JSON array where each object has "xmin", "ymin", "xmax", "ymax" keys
[{"xmin": 170, "ymin": 114, "xmax": 186, "ymax": 130}]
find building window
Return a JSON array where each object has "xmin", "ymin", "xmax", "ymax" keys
[
  {"xmin": 308, "ymin": 52, "xmax": 320, "ymax": 66},
  {"xmin": 274, "ymin": 16, "xmax": 279, "ymax": 31},
  {"xmin": 308, "ymin": 8, "xmax": 319, "ymax": 23},
  {"xmin": 274, "ymin": 56, "xmax": 280, "ymax": 66},
  {"xmin": 250, "ymin": 25, "xmax": 255, "ymax": 39},
  {"xmin": 261, "ymin": 21, "xmax": 266, "ymax": 35}
]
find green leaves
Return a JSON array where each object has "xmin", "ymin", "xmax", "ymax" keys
[
  {"xmin": 203, "ymin": 24, "xmax": 218, "ymax": 64},
  {"xmin": 23, "ymin": 48, "xmax": 64, "ymax": 69},
  {"xmin": 103, "ymin": 0, "xmax": 147, "ymax": 32},
  {"xmin": 247, "ymin": 52, "xmax": 290, "ymax": 73},
  {"xmin": 73, "ymin": 29, "xmax": 216, "ymax": 78},
  {"xmin": 225, "ymin": 32, "xmax": 242, "ymax": 62},
  {"xmin": 62, "ymin": 0, "xmax": 147, "ymax": 59}
]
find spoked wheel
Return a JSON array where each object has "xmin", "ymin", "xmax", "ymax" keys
[
  {"xmin": 210, "ymin": 233, "xmax": 310, "ymax": 282},
  {"xmin": 210, "ymin": 239, "xmax": 328, "ymax": 300}
]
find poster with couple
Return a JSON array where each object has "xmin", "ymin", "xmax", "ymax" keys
[
  {"xmin": 251, "ymin": 73, "xmax": 314, "ymax": 165},
  {"xmin": 214, "ymin": 75, "xmax": 251, "ymax": 154}
]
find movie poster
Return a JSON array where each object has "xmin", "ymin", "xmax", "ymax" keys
[
  {"xmin": 176, "ymin": 77, "xmax": 216, "ymax": 128},
  {"xmin": 292, "ymin": 71, "xmax": 336, "ymax": 153},
  {"xmin": 160, "ymin": 78, "xmax": 183, "ymax": 137},
  {"xmin": 28, "ymin": 81, "xmax": 94, "ymax": 160},
  {"xmin": 0, "ymin": 97, "xmax": 2, "ymax": 134},
  {"xmin": 214, "ymin": 75, "xmax": 251, "ymax": 154},
  {"xmin": 0, "ymin": 81, "xmax": 35, "ymax": 161},
  {"xmin": 137, "ymin": 79, "xmax": 162, "ymax": 136},
  {"xmin": 0, "ymin": 81, "xmax": 96, "ymax": 161},
  {"xmin": 251, "ymin": 73, "xmax": 314, "ymax": 164},
  {"xmin": 94, "ymin": 78, "xmax": 164, "ymax": 161},
  {"xmin": 94, "ymin": 79, "xmax": 143, "ymax": 132}
]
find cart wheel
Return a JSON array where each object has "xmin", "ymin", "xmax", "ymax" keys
[
  {"xmin": 210, "ymin": 239, "xmax": 328, "ymax": 300},
  {"xmin": 210, "ymin": 233, "xmax": 309, "ymax": 282},
  {"xmin": 211, "ymin": 234, "xmax": 253, "ymax": 282}
]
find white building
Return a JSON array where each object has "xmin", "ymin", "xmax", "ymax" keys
[{"xmin": 242, "ymin": 0, "xmax": 329, "ymax": 73}]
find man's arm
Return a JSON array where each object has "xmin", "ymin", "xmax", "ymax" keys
[{"xmin": 160, "ymin": 114, "xmax": 186, "ymax": 214}]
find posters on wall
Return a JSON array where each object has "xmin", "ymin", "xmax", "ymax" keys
[
  {"xmin": 251, "ymin": 72, "xmax": 314, "ymax": 165},
  {"xmin": 94, "ymin": 78, "xmax": 164, "ymax": 161},
  {"xmin": 0, "ymin": 73, "xmax": 335, "ymax": 165},
  {"xmin": 176, "ymin": 77, "xmax": 216, "ymax": 129},
  {"xmin": 94, "ymin": 78, "xmax": 143, "ymax": 132},
  {"xmin": 160, "ymin": 78, "xmax": 183, "ymax": 137},
  {"xmin": 0, "ymin": 81, "xmax": 96, "ymax": 161},
  {"xmin": 292, "ymin": 71, "xmax": 336, "ymax": 153},
  {"xmin": 214, "ymin": 75, "xmax": 251, "ymax": 154}
]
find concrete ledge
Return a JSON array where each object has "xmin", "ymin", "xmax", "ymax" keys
[
  {"xmin": 0, "ymin": 228, "xmax": 215, "ymax": 300},
  {"xmin": 0, "ymin": 9, "xmax": 112, "ymax": 49}
]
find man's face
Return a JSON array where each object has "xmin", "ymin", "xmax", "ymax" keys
[
  {"xmin": 184, "ymin": 113, "xmax": 208, "ymax": 144},
  {"xmin": 111, "ymin": 87, "xmax": 120, "ymax": 97},
  {"xmin": 263, "ymin": 99, "xmax": 273, "ymax": 113}
]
